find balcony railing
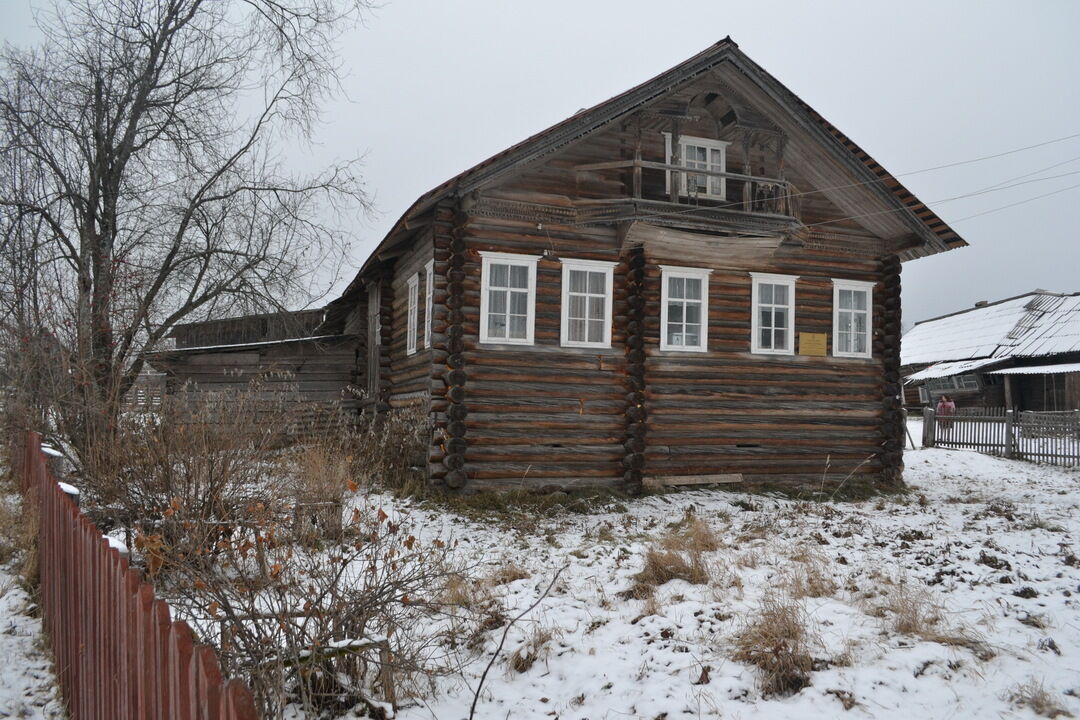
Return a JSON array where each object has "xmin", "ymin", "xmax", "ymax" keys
[{"xmin": 574, "ymin": 159, "xmax": 799, "ymax": 220}]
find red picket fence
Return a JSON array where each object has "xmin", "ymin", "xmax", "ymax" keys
[{"xmin": 18, "ymin": 431, "xmax": 259, "ymax": 720}]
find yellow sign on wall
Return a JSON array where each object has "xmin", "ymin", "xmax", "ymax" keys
[{"xmin": 799, "ymin": 332, "xmax": 828, "ymax": 356}]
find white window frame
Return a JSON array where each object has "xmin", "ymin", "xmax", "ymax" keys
[
  {"xmin": 659, "ymin": 265, "xmax": 712, "ymax": 353},
  {"xmin": 663, "ymin": 133, "xmax": 730, "ymax": 200},
  {"xmin": 831, "ymin": 279, "xmax": 875, "ymax": 359},
  {"xmin": 750, "ymin": 272, "xmax": 797, "ymax": 356},
  {"xmin": 406, "ymin": 273, "xmax": 419, "ymax": 356},
  {"xmin": 423, "ymin": 259, "xmax": 434, "ymax": 350},
  {"xmin": 479, "ymin": 251, "xmax": 540, "ymax": 346},
  {"xmin": 559, "ymin": 258, "xmax": 616, "ymax": 349}
]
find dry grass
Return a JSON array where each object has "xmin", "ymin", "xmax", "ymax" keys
[
  {"xmin": 508, "ymin": 625, "xmax": 555, "ymax": 674},
  {"xmin": 784, "ymin": 559, "xmax": 838, "ymax": 599},
  {"xmin": 732, "ymin": 595, "xmax": 816, "ymax": 697},
  {"xmin": 662, "ymin": 511, "xmax": 722, "ymax": 553},
  {"xmin": 1008, "ymin": 679, "xmax": 1074, "ymax": 718},
  {"xmin": 870, "ymin": 585, "xmax": 993, "ymax": 660},
  {"xmin": 486, "ymin": 561, "xmax": 530, "ymax": 587},
  {"xmin": 625, "ymin": 547, "xmax": 709, "ymax": 599}
]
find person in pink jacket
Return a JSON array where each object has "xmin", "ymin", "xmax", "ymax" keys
[{"xmin": 936, "ymin": 394, "xmax": 956, "ymax": 430}]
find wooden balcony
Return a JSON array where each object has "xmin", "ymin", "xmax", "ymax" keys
[{"xmin": 573, "ymin": 158, "xmax": 802, "ymax": 235}]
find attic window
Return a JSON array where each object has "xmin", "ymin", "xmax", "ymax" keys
[{"xmin": 663, "ymin": 133, "xmax": 730, "ymax": 200}]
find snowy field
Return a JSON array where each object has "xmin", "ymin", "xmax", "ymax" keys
[
  {"xmin": 0, "ymin": 566, "xmax": 63, "ymax": 718},
  {"xmin": 375, "ymin": 441, "xmax": 1080, "ymax": 720}
]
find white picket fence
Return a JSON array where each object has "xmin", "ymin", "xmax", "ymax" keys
[{"xmin": 922, "ymin": 407, "xmax": 1080, "ymax": 466}]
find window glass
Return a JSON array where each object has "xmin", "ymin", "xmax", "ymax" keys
[
  {"xmin": 664, "ymin": 273, "xmax": 707, "ymax": 350},
  {"xmin": 834, "ymin": 283, "xmax": 871, "ymax": 356},
  {"xmin": 484, "ymin": 259, "xmax": 534, "ymax": 342},
  {"xmin": 565, "ymin": 267, "xmax": 608, "ymax": 345}
]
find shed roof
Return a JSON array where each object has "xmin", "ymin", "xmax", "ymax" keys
[{"xmin": 901, "ymin": 291, "xmax": 1080, "ymax": 367}]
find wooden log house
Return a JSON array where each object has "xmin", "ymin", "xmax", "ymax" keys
[{"xmin": 158, "ymin": 39, "xmax": 969, "ymax": 492}]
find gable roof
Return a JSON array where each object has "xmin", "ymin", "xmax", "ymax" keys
[
  {"xmin": 901, "ymin": 291, "xmax": 1080, "ymax": 367},
  {"xmin": 332, "ymin": 38, "xmax": 968, "ymax": 309}
]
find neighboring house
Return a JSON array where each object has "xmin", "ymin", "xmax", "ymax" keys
[
  {"xmin": 154, "ymin": 38, "xmax": 969, "ymax": 493},
  {"xmin": 146, "ymin": 309, "xmax": 361, "ymax": 408},
  {"xmin": 902, "ymin": 291, "xmax": 1080, "ymax": 411}
]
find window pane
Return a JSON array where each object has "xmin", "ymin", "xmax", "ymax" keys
[
  {"xmin": 773, "ymin": 328, "xmax": 787, "ymax": 350},
  {"xmin": 488, "ymin": 313, "xmax": 506, "ymax": 338},
  {"xmin": 684, "ymin": 278, "xmax": 702, "ymax": 300},
  {"xmin": 667, "ymin": 325, "xmax": 681, "ymax": 346},
  {"xmin": 587, "ymin": 271, "xmax": 605, "ymax": 295},
  {"xmin": 510, "ymin": 291, "xmax": 528, "ymax": 315},
  {"xmin": 587, "ymin": 319, "xmax": 604, "ymax": 344},
  {"xmin": 569, "ymin": 269, "xmax": 587, "ymax": 294},
  {"xmin": 568, "ymin": 295, "xmax": 585, "ymax": 320},
  {"xmin": 669, "ymin": 302, "xmax": 684, "ymax": 324},
  {"xmin": 837, "ymin": 331, "xmax": 851, "ymax": 353},
  {"xmin": 853, "ymin": 334, "xmax": 866, "ymax": 354},
  {"xmin": 760, "ymin": 283, "xmax": 773, "ymax": 304},
  {"xmin": 669, "ymin": 277, "xmax": 684, "ymax": 299},
  {"xmin": 838, "ymin": 312, "xmax": 852, "ymax": 333},
  {"xmin": 491, "ymin": 263, "xmax": 509, "ymax": 287},
  {"xmin": 853, "ymin": 290, "xmax": 868, "ymax": 311},
  {"xmin": 773, "ymin": 284, "xmax": 788, "ymax": 305},
  {"xmin": 509, "ymin": 315, "xmax": 526, "ymax": 339},
  {"xmin": 685, "ymin": 302, "xmax": 701, "ymax": 325},
  {"xmin": 683, "ymin": 323, "xmax": 700, "ymax": 347},
  {"xmin": 760, "ymin": 327, "xmax": 771, "ymax": 349},
  {"xmin": 773, "ymin": 307, "xmax": 788, "ymax": 330},
  {"xmin": 587, "ymin": 296, "xmax": 605, "ymax": 321},
  {"xmin": 509, "ymin": 265, "xmax": 528, "ymax": 289},
  {"xmin": 569, "ymin": 318, "xmax": 585, "ymax": 342},
  {"xmin": 760, "ymin": 308, "xmax": 772, "ymax": 331},
  {"xmin": 489, "ymin": 289, "xmax": 507, "ymax": 315},
  {"xmin": 854, "ymin": 313, "xmax": 867, "ymax": 334}
]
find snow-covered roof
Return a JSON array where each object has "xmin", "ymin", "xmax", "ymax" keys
[
  {"xmin": 902, "ymin": 291, "xmax": 1080, "ymax": 367},
  {"xmin": 905, "ymin": 358, "xmax": 1005, "ymax": 383},
  {"xmin": 987, "ymin": 362, "xmax": 1080, "ymax": 376}
]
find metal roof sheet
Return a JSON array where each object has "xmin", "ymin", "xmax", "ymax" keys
[
  {"xmin": 902, "ymin": 292, "xmax": 1080, "ymax": 366},
  {"xmin": 987, "ymin": 362, "xmax": 1080, "ymax": 376},
  {"xmin": 905, "ymin": 358, "xmax": 1005, "ymax": 383}
]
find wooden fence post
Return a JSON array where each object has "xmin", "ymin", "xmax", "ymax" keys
[
  {"xmin": 1004, "ymin": 409, "xmax": 1015, "ymax": 459},
  {"xmin": 922, "ymin": 407, "xmax": 936, "ymax": 448}
]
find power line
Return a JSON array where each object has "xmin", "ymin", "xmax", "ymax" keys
[{"xmin": 573, "ymin": 128, "xmax": 1080, "ymax": 228}]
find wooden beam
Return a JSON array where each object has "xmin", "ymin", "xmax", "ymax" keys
[{"xmin": 644, "ymin": 474, "xmax": 745, "ymax": 488}]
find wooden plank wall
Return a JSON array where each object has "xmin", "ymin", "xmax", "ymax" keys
[
  {"xmin": 640, "ymin": 239, "xmax": 888, "ymax": 488},
  {"xmin": 388, "ymin": 232, "xmax": 435, "ymax": 408},
  {"xmin": 150, "ymin": 338, "xmax": 361, "ymax": 408},
  {"xmin": 444, "ymin": 214, "xmax": 629, "ymax": 491}
]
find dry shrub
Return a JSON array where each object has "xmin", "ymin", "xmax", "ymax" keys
[
  {"xmin": 733, "ymin": 595, "xmax": 815, "ymax": 697},
  {"xmin": 508, "ymin": 625, "xmax": 555, "ymax": 674},
  {"xmin": 1008, "ymin": 679, "xmax": 1074, "ymax": 718},
  {"xmin": 626, "ymin": 547, "xmax": 709, "ymax": 599},
  {"xmin": 0, "ymin": 492, "xmax": 39, "ymax": 590}
]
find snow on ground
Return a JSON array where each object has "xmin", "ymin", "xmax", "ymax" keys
[
  {"xmin": 372, "ymin": 434, "xmax": 1080, "ymax": 720},
  {"xmin": 0, "ymin": 567, "xmax": 64, "ymax": 719}
]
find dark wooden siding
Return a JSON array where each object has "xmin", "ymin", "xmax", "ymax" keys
[
  {"xmin": 640, "ymin": 241, "xmax": 886, "ymax": 486},
  {"xmin": 388, "ymin": 232, "xmax": 435, "ymax": 408},
  {"xmin": 455, "ymin": 216, "xmax": 628, "ymax": 490}
]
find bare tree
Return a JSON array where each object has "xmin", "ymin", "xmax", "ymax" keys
[{"xmin": 0, "ymin": 0, "xmax": 371, "ymax": 454}]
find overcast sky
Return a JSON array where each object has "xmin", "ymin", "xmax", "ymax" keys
[{"xmin": 3, "ymin": 0, "xmax": 1079, "ymax": 326}]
